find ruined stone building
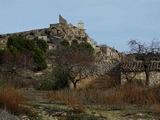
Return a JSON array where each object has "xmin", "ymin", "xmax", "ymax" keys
[
  {"xmin": 0, "ymin": 15, "xmax": 96, "ymax": 49},
  {"xmin": 121, "ymin": 54, "xmax": 160, "ymax": 86}
]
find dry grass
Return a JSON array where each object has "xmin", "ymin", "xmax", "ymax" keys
[
  {"xmin": 47, "ymin": 83, "xmax": 160, "ymax": 108},
  {"xmin": 0, "ymin": 86, "xmax": 27, "ymax": 114},
  {"xmin": 47, "ymin": 89, "xmax": 108, "ymax": 106},
  {"xmin": 152, "ymin": 104, "xmax": 160, "ymax": 114},
  {"xmin": 46, "ymin": 77, "xmax": 160, "ymax": 117},
  {"xmin": 105, "ymin": 83, "xmax": 158, "ymax": 105},
  {"xmin": 121, "ymin": 84, "xmax": 157, "ymax": 105},
  {"xmin": 47, "ymin": 90, "xmax": 85, "ymax": 113},
  {"xmin": 147, "ymin": 86, "xmax": 160, "ymax": 114}
]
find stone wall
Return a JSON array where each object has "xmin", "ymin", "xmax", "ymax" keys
[
  {"xmin": 96, "ymin": 45, "xmax": 121, "ymax": 63},
  {"xmin": 121, "ymin": 71, "xmax": 160, "ymax": 86}
]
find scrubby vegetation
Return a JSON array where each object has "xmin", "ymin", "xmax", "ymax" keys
[
  {"xmin": 52, "ymin": 40, "xmax": 95, "ymax": 90},
  {"xmin": 1, "ymin": 36, "xmax": 48, "ymax": 71},
  {"xmin": 0, "ymin": 86, "xmax": 27, "ymax": 114},
  {"xmin": 1, "ymin": 36, "xmax": 160, "ymax": 119},
  {"xmin": 39, "ymin": 39, "xmax": 95, "ymax": 91},
  {"xmin": 0, "ymin": 86, "xmax": 45, "ymax": 119},
  {"xmin": 47, "ymin": 84, "xmax": 158, "ymax": 106}
]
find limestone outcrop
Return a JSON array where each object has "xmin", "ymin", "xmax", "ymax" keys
[{"xmin": 0, "ymin": 15, "xmax": 94, "ymax": 49}]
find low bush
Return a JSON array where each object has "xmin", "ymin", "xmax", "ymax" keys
[
  {"xmin": 0, "ymin": 86, "xmax": 27, "ymax": 114},
  {"xmin": 52, "ymin": 66, "xmax": 70, "ymax": 90},
  {"xmin": 38, "ymin": 66, "xmax": 70, "ymax": 90},
  {"xmin": 6, "ymin": 36, "xmax": 48, "ymax": 71},
  {"xmin": 35, "ymin": 38, "xmax": 48, "ymax": 52},
  {"xmin": 39, "ymin": 79, "xmax": 54, "ymax": 91},
  {"xmin": 33, "ymin": 49, "xmax": 47, "ymax": 71}
]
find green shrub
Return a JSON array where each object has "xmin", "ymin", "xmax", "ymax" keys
[
  {"xmin": 53, "ymin": 40, "xmax": 95, "ymax": 90},
  {"xmin": 6, "ymin": 36, "xmax": 48, "ymax": 71},
  {"xmin": 33, "ymin": 49, "xmax": 47, "ymax": 71},
  {"xmin": 39, "ymin": 80, "xmax": 54, "ymax": 90},
  {"xmin": 8, "ymin": 46, "xmax": 20, "ymax": 58},
  {"xmin": 39, "ymin": 67, "xmax": 70, "ymax": 90},
  {"xmin": 52, "ymin": 66, "xmax": 70, "ymax": 90},
  {"xmin": 35, "ymin": 38, "xmax": 48, "ymax": 52},
  {"xmin": 7, "ymin": 36, "xmax": 35, "ymax": 52}
]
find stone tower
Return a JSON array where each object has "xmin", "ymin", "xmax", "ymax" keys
[
  {"xmin": 59, "ymin": 15, "xmax": 68, "ymax": 24},
  {"xmin": 77, "ymin": 20, "xmax": 85, "ymax": 30}
]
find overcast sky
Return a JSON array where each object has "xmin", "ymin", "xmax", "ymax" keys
[{"xmin": 0, "ymin": 0, "xmax": 160, "ymax": 51}]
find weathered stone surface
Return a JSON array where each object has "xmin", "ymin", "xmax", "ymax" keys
[
  {"xmin": 59, "ymin": 15, "xmax": 67, "ymax": 24},
  {"xmin": 121, "ymin": 71, "xmax": 160, "ymax": 86}
]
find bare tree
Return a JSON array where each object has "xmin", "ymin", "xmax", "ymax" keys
[
  {"xmin": 53, "ymin": 40, "xmax": 95, "ymax": 89},
  {"xmin": 127, "ymin": 40, "xmax": 160, "ymax": 86}
]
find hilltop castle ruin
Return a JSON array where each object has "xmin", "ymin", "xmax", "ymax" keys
[{"xmin": 0, "ymin": 15, "xmax": 120, "ymax": 62}]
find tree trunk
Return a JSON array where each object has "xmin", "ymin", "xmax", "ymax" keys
[
  {"xmin": 73, "ymin": 82, "xmax": 77, "ymax": 89},
  {"xmin": 145, "ymin": 71, "xmax": 150, "ymax": 86},
  {"xmin": 144, "ymin": 61, "xmax": 150, "ymax": 86}
]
